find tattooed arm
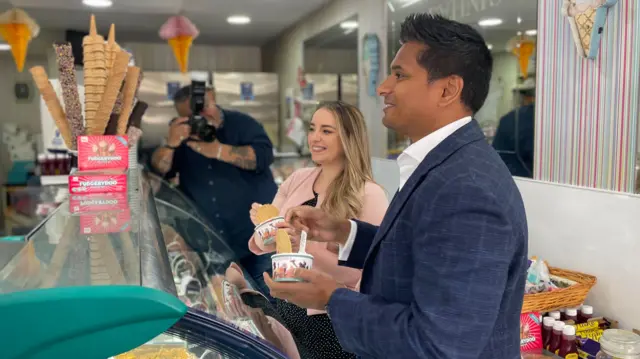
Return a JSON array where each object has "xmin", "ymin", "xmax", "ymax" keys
[
  {"xmin": 151, "ymin": 146, "xmax": 177, "ymax": 175},
  {"xmin": 153, "ymin": 117, "xmax": 190, "ymax": 175},
  {"xmin": 186, "ymin": 141, "xmax": 257, "ymax": 170}
]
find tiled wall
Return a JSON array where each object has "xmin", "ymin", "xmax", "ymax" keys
[{"xmin": 535, "ymin": 0, "xmax": 640, "ymax": 193}]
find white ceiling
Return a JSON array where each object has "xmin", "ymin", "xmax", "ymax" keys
[
  {"xmin": 389, "ymin": 0, "xmax": 538, "ymax": 52},
  {"xmin": 0, "ymin": 0, "xmax": 331, "ymax": 45},
  {"xmin": 306, "ymin": 0, "xmax": 538, "ymax": 53}
]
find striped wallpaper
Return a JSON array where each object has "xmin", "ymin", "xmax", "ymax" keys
[{"xmin": 534, "ymin": 0, "xmax": 640, "ymax": 193}]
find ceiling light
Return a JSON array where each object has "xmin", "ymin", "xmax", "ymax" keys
[
  {"xmin": 387, "ymin": 1, "xmax": 395, "ymax": 12},
  {"xmin": 517, "ymin": 16, "xmax": 522, "ymax": 24},
  {"xmin": 0, "ymin": 43, "xmax": 10, "ymax": 51},
  {"xmin": 82, "ymin": 0, "xmax": 113, "ymax": 8},
  {"xmin": 400, "ymin": 0, "xmax": 422, "ymax": 8},
  {"xmin": 487, "ymin": 44, "xmax": 493, "ymax": 50},
  {"xmin": 340, "ymin": 21, "xmax": 358, "ymax": 30},
  {"xmin": 525, "ymin": 29, "xmax": 538, "ymax": 36},
  {"xmin": 517, "ymin": 31, "xmax": 523, "ymax": 36},
  {"xmin": 227, "ymin": 15, "xmax": 251, "ymax": 25},
  {"xmin": 478, "ymin": 18, "xmax": 503, "ymax": 27}
]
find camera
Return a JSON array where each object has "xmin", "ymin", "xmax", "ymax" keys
[{"xmin": 187, "ymin": 76, "xmax": 216, "ymax": 142}]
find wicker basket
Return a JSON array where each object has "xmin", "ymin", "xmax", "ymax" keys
[{"xmin": 521, "ymin": 267, "xmax": 597, "ymax": 313}]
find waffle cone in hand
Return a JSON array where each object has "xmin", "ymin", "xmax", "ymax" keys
[
  {"xmin": 116, "ymin": 67, "xmax": 141, "ymax": 135},
  {"xmin": 275, "ymin": 229, "xmax": 293, "ymax": 254},
  {"xmin": 83, "ymin": 14, "xmax": 106, "ymax": 125},
  {"xmin": 89, "ymin": 51, "xmax": 130, "ymax": 135},
  {"xmin": 168, "ymin": 35, "xmax": 193, "ymax": 73},
  {"xmin": 29, "ymin": 66, "xmax": 74, "ymax": 149},
  {"xmin": 256, "ymin": 204, "xmax": 280, "ymax": 223}
]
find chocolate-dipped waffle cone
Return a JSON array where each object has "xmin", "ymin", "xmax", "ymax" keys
[
  {"xmin": 29, "ymin": 66, "xmax": 74, "ymax": 149},
  {"xmin": 116, "ymin": 66, "xmax": 141, "ymax": 134},
  {"xmin": 88, "ymin": 50, "xmax": 130, "ymax": 134},
  {"xmin": 83, "ymin": 14, "xmax": 106, "ymax": 126},
  {"xmin": 53, "ymin": 42, "xmax": 84, "ymax": 148},
  {"xmin": 127, "ymin": 101, "xmax": 148, "ymax": 129},
  {"xmin": 104, "ymin": 113, "xmax": 119, "ymax": 135}
]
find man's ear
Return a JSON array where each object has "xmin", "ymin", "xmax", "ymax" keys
[{"xmin": 438, "ymin": 75, "xmax": 464, "ymax": 108}]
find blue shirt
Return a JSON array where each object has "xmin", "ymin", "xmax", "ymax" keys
[
  {"xmin": 492, "ymin": 104, "xmax": 535, "ymax": 178},
  {"xmin": 168, "ymin": 108, "xmax": 278, "ymax": 258}
]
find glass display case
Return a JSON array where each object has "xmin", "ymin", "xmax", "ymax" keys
[
  {"xmin": 271, "ymin": 153, "xmax": 313, "ymax": 185},
  {"xmin": 0, "ymin": 168, "xmax": 287, "ymax": 359}
]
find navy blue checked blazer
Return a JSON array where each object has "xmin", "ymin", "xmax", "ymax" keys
[{"xmin": 328, "ymin": 120, "xmax": 528, "ymax": 359}]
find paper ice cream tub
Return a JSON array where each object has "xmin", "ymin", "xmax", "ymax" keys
[
  {"xmin": 271, "ymin": 253, "xmax": 314, "ymax": 282},
  {"xmin": 254, "ymin": 216, "xmax": 285, "ymax": 246}
]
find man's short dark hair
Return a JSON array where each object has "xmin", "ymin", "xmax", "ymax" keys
[
  {"xmin": 400, "ymin": 13, "xmax": 493, "ymax": 113},
  {"xmin": 172, "ymin": 85, "xmax": 215, "ymax": 104}
]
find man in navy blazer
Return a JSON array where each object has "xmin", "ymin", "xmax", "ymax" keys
[{"xmin": 265, "ymin": 14, "xmax": 528, "ymax": 359}]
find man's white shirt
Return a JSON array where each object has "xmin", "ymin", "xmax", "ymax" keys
[{"xmin": 338, "ymin": 117, "xmax": 472, "ymax": 261}]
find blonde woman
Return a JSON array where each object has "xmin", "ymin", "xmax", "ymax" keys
[{"xmin": 228, "ymin": 101, "xmax": 388, "ymax": 359}]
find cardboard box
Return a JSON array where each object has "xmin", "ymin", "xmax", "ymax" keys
[
  {"xmin": 520, "ymin": 312, "xmax": 543, "ymax": 353},
  {"xmin": 68, "ymin": 170, "xmax": 127, "ymax": 194},
  {"xmin": 80, "ymin": 209, "xmax": 131, "ymax": 234},
  {"xmin": 77, "ymin": 135, "xmax": 128, "ymax": 170},
  {"xmin": 69, "ymin": 192, "xmax": 129, "ymax": 214}
]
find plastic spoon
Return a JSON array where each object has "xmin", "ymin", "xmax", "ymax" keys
[{"xmin": 299, "ymin": 230, "xmax": 308, "ymax": 254}]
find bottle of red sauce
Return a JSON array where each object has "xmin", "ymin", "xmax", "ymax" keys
[
  {"xmin": 542, "ymin": 316, "xmax": 556, "ymax": 350},
  {"xmin": 557, "ymin": 325, "xmax": 578, "ymax": 358},
  {"xmin": 564, "ymin": 308, "xmax": 578, "ymax": 323},
  {"xmin": 548, "ymin": 321, "xmax": 566, "ymax": 352},
  {"xmin": 577, "ymin": 305, "xmax": 593, "ymax": 324},
  {"xmin": 549, "ymin": 311, "xmax": 561, "ymax": 321}
]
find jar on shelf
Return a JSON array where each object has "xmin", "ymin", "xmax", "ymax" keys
[{"xmin": 596, "ymin": 329, "xmax": 640, "ymax": 359}]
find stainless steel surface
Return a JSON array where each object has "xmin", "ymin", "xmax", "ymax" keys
[
  {"xmin": 137, "ymin": 72, "xmax": 193, "ymax": 148},
  {"xmin": 213, "ymin": 72, "xmax": 280, "ymax": 148},
  {"xmin": 340, "ymin": 73, "xmax": 358, "ymax": 106},
  {"xmin": 305, "ymin": 73, "xmax": 339, "ymax": 102}
]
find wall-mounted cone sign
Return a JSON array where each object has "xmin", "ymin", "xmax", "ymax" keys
[
  {"xmin": 0, "ymin": 8, "xmax": 40, "ymax": 72},
  {"xmin": 159, "ymin": 15, "xmax": 199, "ymax": 73},
  {"xmin": 507, "ymin": 35, "xmax": 536, "ymax": 79}
]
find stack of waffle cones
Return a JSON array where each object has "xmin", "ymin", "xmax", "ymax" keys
[
  {"xmin": 83, "ymin": 15, "xmax": 107, "ymax": 132},
  {"xmin": 29, "ymin": 14, "xmax": 147, "ymax": 150}
]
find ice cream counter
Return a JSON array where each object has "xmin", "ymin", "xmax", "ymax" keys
[{"xmin": 0, "ymin": 168, "xmax": 287, "ymax": 359}]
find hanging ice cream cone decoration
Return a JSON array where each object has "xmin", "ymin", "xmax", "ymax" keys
[
  {"xmin": 507, "ymin": 35, "xmax": 536, "ymax": 79},
  {"xmin": 0, "ymin": 8, "xmax": 40, "ymax": 72},
  {"xmin": 159, "ymin": 15, "xmax": 199, "ymax": 73}
]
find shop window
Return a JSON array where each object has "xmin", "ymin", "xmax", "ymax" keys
[{"xmin": 386, "ymin": 0, "xmax": 538, "ymax": 178}]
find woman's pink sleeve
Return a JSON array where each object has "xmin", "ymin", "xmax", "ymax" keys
[
  {"xmin": 306, "ymin": 182, "xmax": 389, "ymax": 289},
  {"xmin": 248, "ymin": 172, "xmax": 295, "ymax": 255}
]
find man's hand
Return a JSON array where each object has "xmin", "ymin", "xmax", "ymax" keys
[
  {"xmin": 263, "ymin": 269, "xmax": 343, "ymax": 310},
  {"xmin": 282, "ymin": 206, "xmax": 351, "ymax": 246},
  {"xmin": 168, "ymin": 117, "xmax": 191, "ymax": 147}
]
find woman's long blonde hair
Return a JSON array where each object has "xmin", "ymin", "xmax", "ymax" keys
[{"xmin": 316, "ymin": 101, "xmax": 374, "ymax": 219}]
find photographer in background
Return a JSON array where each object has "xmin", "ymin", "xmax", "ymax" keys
[{"xmin": 152, "ymin": 84, "xmax": 278, "ymax": 297}]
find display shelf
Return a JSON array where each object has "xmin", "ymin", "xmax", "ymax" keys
[
  {"xmin": 0, "ymin": 168, "xmax": 287, "ymax": 359},
  {"xmin": 40, "ymin": 175, "xmax": 68, "ymax": 186}
]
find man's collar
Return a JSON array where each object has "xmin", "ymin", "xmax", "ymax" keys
[{"xmin": 401, "ymin": 116, "xmax": 473, "ymax": 163}]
